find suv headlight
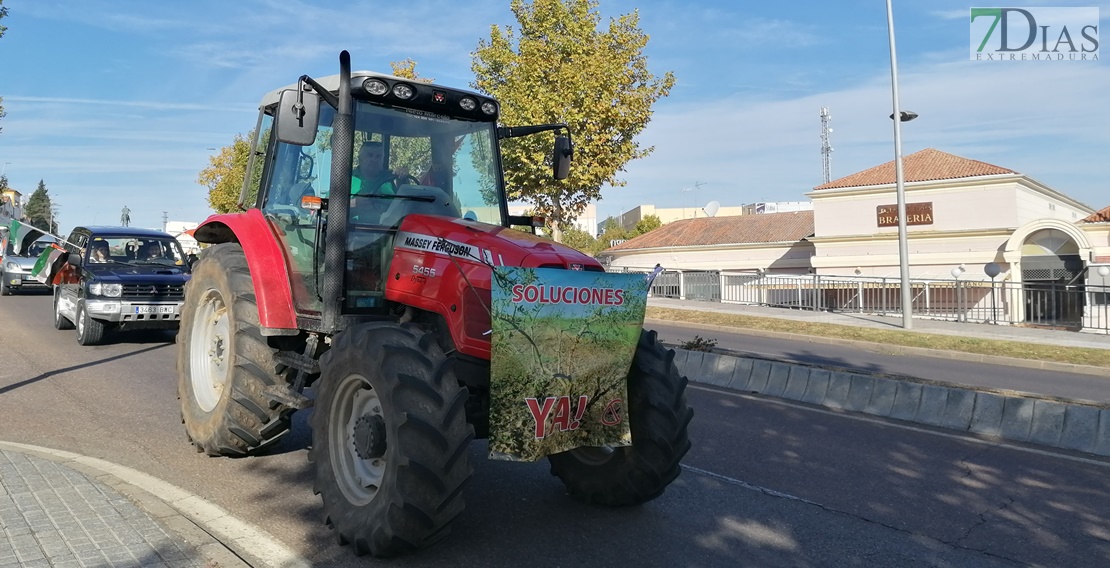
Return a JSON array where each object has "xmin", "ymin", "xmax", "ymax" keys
[{"xmin": 88, "ymin": 282, "xmax": 122, "ymax": 297}]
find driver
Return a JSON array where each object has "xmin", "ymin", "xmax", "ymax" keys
[{"xmin": 352, "ymin": 141, "xmax": 398, "ymax": 196}]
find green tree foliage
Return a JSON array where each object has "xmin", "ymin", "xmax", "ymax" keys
[
  {"xmin": 24, "ymin": 180, "xmax": 53, "ymax": 232},
  {"xmin": 472, "ymin": 0, "xmax": 674, "ymax": 240},
  {"xmin": 635, "ymin": 214, "xmax": 661, "ymax": 235},
  {"xmin": 559, "ymin": 225, "xmax": 596, "ymax": 252},
  {"xmin": 0, "ymin": 0, "xmax": 9, "ymax": 134},
  {"xmin": 198, "ymin": 132, "xmax": 252, "ymax": 214}
]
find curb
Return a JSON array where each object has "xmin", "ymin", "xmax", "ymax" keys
[
  {"xmin": 645, "ymin": 317, "xmax": 1110, "ymax": 378},
  {"xmin": 671, "ymin": 348, "xmax": 1110, "ymax": 458},
  {"xmin": 0, "ymin": 441, "xmax": 311, "ymax": 568}
]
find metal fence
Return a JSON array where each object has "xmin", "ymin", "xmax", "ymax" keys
[{"xmin": 613, "ymin": 268, "xmax": 1110, "ymax": 335}]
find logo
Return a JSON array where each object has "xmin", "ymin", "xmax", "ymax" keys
[
  {"xmin": 971, "ymin": 7, "xmax": 1099, "ymax": 61},
  {"xmin": 601, "ymin": 399, "xmax": 624, "ymax": 426}
]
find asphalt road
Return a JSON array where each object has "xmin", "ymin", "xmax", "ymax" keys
[
  {"xmin": 1, "ymin": 292, "xmax": 1108, "ymax": 567},
  {"xmin": 646, "ymin": 320, "xmax": 1110, "ymax": 404}
]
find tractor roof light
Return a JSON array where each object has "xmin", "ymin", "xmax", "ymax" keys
[
  {"xmin": 459, "ymin": 97, "xmax": 477, "ymax": 111},
  {"xmin": 481, "ymin": 100, "xmax": 498, "ymax": 115},
  {"xmin": 363, "ymin": 78, "xmax": 389, "ymax": 96},
  {"xmin": 392, "ymin": 83, "xmax": 415, "ymax": 100}
]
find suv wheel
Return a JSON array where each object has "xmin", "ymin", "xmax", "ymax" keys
[
  {"xmin": 54, "ymin": 290, "xmax": 74, "ymax": 330},
  {"xmin": 76, "ymin": 302, "xmax": 106, "ymax": 345}
]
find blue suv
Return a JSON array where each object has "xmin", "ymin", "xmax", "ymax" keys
[{"xmin": 53, "ymin": 226, "xmax": 193, "ymax": 345}]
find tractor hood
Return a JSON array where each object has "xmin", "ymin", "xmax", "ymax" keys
[{"xmin": 396, "ymin": 215, "xmax": 603, "ymax": 270}]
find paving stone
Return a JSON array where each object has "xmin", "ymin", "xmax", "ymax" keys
[
  {"xmin": 890, "ymin": 382, "xmax": 924, "ymax": 422},
  {"xmin": 864, "ymin": 377, "xmax": 898, "ymax": 417},
  {"xmin": 801, "ymin": 368, "xmax": 831, "ymax": 405},
  {"xmin": 1001, "ymin": 397, "xmax": 1035, "ymax": 442},
  {"xmin": 1029, "ymin": 400, "xmax": 1068, "ymax": 446},
  {"xmin": 763, "ymin": 362, "xmax": 793, "ymax": 398},
  {"xmin": 915, "ymin": 385, "xmax": 950, "ymax": 427},
  {"xmin": 941, "ymin": 388, "xmax": 976, "ymax": 431},
  {"xmin": 747, "ymin": 360, "xmax": 772, "ymax": 393},
  {"xmin": 1058, "ymin": 405, "xmax": 1099, "ymax": 453},
  {"xmin": 844, "ymin": 374, "xmax": 874, "ymax": 412},
  {"xmin": 823, "ymin": 372, "xmax": 854, "ymax": 409},
  {"xmin": 728, "ymin": 357, "xmax": 755, "ymax": 391},
  {"xmin": 781, "ymin": 365, "xmax": 810, "ymax": 401}
]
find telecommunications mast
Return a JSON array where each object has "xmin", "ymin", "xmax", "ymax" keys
[{"xmin": 820, "ymin": 106, "xmax": 833, "ymax": 184}]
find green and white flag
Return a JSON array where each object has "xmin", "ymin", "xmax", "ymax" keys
[{"xmin": 8, "ymin": 220, "xmax": 45, "ymax": 255}]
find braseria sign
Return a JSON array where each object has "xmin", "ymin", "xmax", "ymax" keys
[{"xmin": 877, "ymin": 202, "xmax": 933, "ymax": 227}]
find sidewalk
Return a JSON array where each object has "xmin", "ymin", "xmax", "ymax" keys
[
  {"xmin": 0, "ymin": 442, "xmax": 308, "ymax": 568},
  {"xmin": 648, "ymin": 297, "xmax": 1110, "ymax": 352}
]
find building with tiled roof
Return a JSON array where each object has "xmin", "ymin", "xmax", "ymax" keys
[
  {"xmin": 813, "ymin": 148, "xmax": 1014, "ymax": 190},
  {"xmin": 1081, "ymin": 205, "xmax": 1110, "ymax": 224},
  {"xmin": 605, "ymin": 212, "xmax": 814, "ymax": 272}
]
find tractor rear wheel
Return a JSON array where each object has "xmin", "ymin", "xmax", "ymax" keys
[
  {"xmin": 310, "ymin": 322, "xmax": 473, "ymax": 557},
  {"xmin": 547, "ymin": 329, "xmax": 693, "ymax": 505},
  {"xmin": 177, "ymin": 243, "xmax": 292, "ymax": 456}
]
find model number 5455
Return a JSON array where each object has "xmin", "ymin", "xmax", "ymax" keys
[{"xmin": 412, "ymin": 265, "xmax": 437, "ymax": 278}]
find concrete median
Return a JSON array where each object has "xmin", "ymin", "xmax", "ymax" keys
[{"xmin": 672, "ymin": 347, "xmax": 1110, "ymax": 458}]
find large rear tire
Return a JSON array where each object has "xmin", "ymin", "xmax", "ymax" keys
[
  {"xmin": 547, "ymin": 329, "xmax": 693, "ymax": 506},
  {"xmin": 310, "ymin": 322, "xmax": 474, "ymax": 557},
  {"xmin": 177, "ymin": 243, "xmax": 293, "ymax": 456}
]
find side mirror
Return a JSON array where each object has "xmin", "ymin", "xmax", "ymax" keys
[
  {"xmin": 553, "ymin": 134, "xmax": 572, "ymax": 180},
  {"xmin": 67, "ymin": 253, "xmax": 83, "ymax": 267},
  {"xmin": 275, "ymin": 89, "xmax": 320, "ymax": 146}
]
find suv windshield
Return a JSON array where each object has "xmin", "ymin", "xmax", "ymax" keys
[{"xmin": 86, "ymin": 236, "xmax": 189, "ymax": 269}]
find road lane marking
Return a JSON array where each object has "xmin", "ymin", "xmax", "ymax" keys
[
  {"xmin": 681, "ymin": 464, "xmax": 815, "ymax": 504},
  {"xmin": 690, "ymin": 384, "xmax": 1110, "ymax": 469}
]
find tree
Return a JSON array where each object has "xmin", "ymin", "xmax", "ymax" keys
[
  {"xmin": 0, "ymin": 0, "xmax": 9, "ymax": 134},
  {"xmin": 560, "ymin": 225, "xmax": 596, "ymax": 253},
  {"xmin": 634, "ymin": 214, "xmax": 661, "ymax": 235},
  {"xmin": 198, "ymin": 132, "xmax": 252, "ymax": 214},
  {"xmin": 596, "ymin": 218, "xmax": 632, "ymax": 253},
  {"xmin": 472, "ymin": 0, "xmax": 674, "ymax": 241},
  {"xmin": 24, "ymin": 180, "xmax": 53, "ymax": 232}
]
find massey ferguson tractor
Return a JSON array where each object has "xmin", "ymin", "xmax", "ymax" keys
[{"xmin": 177, "ymin": 51, "xmax": 692, "ymax": 557}]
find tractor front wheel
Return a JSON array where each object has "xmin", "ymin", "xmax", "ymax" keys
[
  {"xmin": 177, "ymin": 243, "xmax": 292, "ymax": 456},
  {"xmin": 310, "ymin": 322, "xmax": 473, "ymax": 557},
  {"xmin": 548, "ymin": 329, "xmax": 694, "ymax": 506}
]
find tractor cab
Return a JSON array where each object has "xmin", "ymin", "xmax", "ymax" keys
[{"xmin": 243, "ymin": 69, "xmax": 569, "ymax": 319}]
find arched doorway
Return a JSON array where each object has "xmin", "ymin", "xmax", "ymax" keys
[{"xmin": 1021, "ymin": 228, "xmax": 1085, "ymax": 328}]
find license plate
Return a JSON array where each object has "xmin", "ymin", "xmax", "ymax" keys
[{"xmin": 135, "ymin": 305, "xmax": 175, "ymax": 314}]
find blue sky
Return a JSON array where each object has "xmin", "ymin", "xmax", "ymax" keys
[{"xmin": 0, "ymin": 0, "xmax": 1107, "ymax": 234}]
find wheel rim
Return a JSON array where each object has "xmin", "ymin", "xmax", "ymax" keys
[
  {"xmin": 329, "ymin": 372, "xmax": 386, "ymax": 506},
  {"xmin": 569, "ymin": 445, "xmax": 617, "ymax": 466},
  {"xmin": 190, "ymin": 288, "xmax": 230, "ymax": 412},
  {"xmin": 76, "ymin": 305, "xmax": 85, "ymax": 336}
]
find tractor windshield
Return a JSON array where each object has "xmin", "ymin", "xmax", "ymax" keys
[{"xmin": 267, "ymin": 101, "xmax": 505, "ymax": 228}]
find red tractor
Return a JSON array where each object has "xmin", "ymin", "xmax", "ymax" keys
[{"xmin": 177, "ymin": 51, "xmax": 692, "ymax": 557}]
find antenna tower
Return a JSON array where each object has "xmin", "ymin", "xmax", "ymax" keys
[{"xmin": 820, "ymin": 106, "xmax": 833, "ymax": 184}]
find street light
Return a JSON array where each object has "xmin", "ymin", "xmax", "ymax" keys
[
  {"xmin": 951, "ymin": 265, "xmax": 965, "ymax": 322},
  {"xmin": 985, "ymin": 262, "xmax": 1001, "ymax": 324},
  {"xmin": 886, "ymin": 0, "xmax": 914, "ymax": 329}
]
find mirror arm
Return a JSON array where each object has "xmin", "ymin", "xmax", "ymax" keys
[
  {"xmin": 299, "ymin": 75, "xmax": 339, "ymax": 110},
  {"xmin": 497, "ymin": 123, "xmax": 568, "ymax": 140}
]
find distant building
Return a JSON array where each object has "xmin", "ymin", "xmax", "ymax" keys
[
  {"xmin": 1, "ymin": 188, "xmax": 25, "ymax": 225},
  {"xmin": 164, "ymin": 221, "xmax": 201, "ymax": 254},
  {"xmin": 508, "ymin": 203, "xmax": 598, "ymax": 237},
  {"xmin": 742, "ymin": 201, "xmax": 813, "ymax": 215},
  {"xmin": 598, "ymin": 203, "xmax": 746, "ymax": 234}
]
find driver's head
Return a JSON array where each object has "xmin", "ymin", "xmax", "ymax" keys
[
  {"xmin": 144, "ymin": 243, "xmax": 161, "ymax": 258},
  {"xmin": 357, "ymin": 141, "xmax": 385, "ymax": 178}
]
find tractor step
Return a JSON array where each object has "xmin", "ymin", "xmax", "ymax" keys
[
  {"xmin": 275, "ymin": 351, "xmax": 321, "ymax": 374},
  {"xmin": 262, "ymin": 385, "xmax": 314, "ymax": 410}
]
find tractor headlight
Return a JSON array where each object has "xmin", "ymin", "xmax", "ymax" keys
[
  {"xmin": 481, "ymin": 101, "xmax": 498, "ymax": 115},
  {"xmin": 363, "ymin": 78, "xmax": 389, "ymax": 96},
  {"xmin": 88, "ymin": 282, "xmax": 122, "ymax": 297},
  {"xmin": 392, "ymin": 83, "xmax": 415, "ymax": 100},
  {"xmin": 459, "ymin": 97, "xmax": 477, "ymax": 111}
]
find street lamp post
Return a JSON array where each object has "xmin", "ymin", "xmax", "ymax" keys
[
  {"xmin": 886, "ymin": 0, "xmax": 914, "ymax": 330},
  {"xmin": 985, "ymin": 262, "xmax": 1001, "ymax": 324},
  {"xmin": 951, "ymin": 266, "xmax": 965, "ymax": 322}
]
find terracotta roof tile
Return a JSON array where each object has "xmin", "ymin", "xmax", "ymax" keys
[
  {"xmin": 607, "ymin": 211, "xmax": 814, "ymax": 251},
  {"xmin": 1081, "ymin": 205, "xmax": 1110, "ymax": 223},
  {"xmin": 814, "ymin": 148, "xmax": 1015, "ymax": 190}
]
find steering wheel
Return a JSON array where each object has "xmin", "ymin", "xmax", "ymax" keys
[{"xmin": 394, "ymin": 174, "xmax": 421, "ymax": 187}]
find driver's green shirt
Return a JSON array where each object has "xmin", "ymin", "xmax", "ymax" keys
[{"xmin": 352, "ymin": 174, "xmax": 396, "ymax": 196}]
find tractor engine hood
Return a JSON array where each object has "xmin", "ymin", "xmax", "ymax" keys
[{"xmin": 396, "ymin": 215, "xmax": 603, "ymax": 270}]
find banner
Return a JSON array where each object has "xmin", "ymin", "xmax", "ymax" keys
[{"xmin": 488, "ymin": 267, "xmax": 649, "ymax": 462}]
